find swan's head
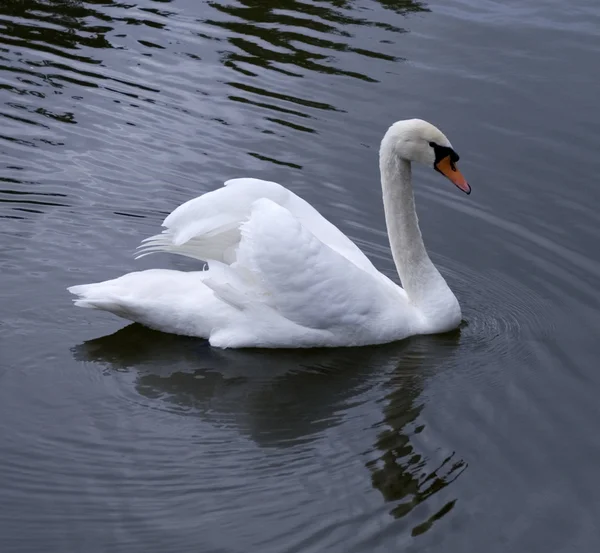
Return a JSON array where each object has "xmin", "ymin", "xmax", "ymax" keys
[{"xmin": 382, "ymin": 119, "xmax": 471, "ymax": 194}]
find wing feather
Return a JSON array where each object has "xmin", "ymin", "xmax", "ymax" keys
[
  {"xmin": 233, "ymin": 198, "xmax": 399, "ymax": 332},
  {"xmin": 134, "ymin": 178, "xmax": 384, "ymax": 280}
]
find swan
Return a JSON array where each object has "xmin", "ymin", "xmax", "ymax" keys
[{"xmin": 68, "ymin": 118, "xmax": 471, "ymax": 348}]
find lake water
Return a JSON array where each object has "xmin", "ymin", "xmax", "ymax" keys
[{"xmin": 1, "ymin": 0, "xmax": 600, "ymax": 551}]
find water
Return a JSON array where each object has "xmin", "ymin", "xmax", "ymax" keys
[{"xmin": 1, "ymin": 0, "xmax": 600, "ymax": 551}]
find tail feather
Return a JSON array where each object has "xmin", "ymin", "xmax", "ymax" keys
[
  {"xmin": 67, "ymin": 269, "xmax": 235, "ymax": 339},
  {"xmin": 72, "ymin": 298, "xmax": 126, "ymax": 312},
  {"xmin": 67, "ymin": 283, "xmax": 135, "ymax": 317}
]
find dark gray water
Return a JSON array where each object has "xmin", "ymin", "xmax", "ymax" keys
[{"xmin": 1, "ymin": 0, "xmax": 600, "ymax": 551}]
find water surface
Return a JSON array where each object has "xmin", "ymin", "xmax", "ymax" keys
[{"xmin": 1, "ymin": 0, "xmax": 600, "ymax": 551}]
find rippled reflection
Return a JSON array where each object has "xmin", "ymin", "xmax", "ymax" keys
[
  {"xmin": 205, "ymin": 0, "xmax": 430, "ymax": 143},
  {"xmin": 366, "ymin": 332, "xmax": 466, "ymax": 535},
  {"xmin": 73, "ymin": 323, "xmax": 400, "ymax": 446},
  {"xmin": 207, "ymin": 0, "xmax": 426, "ymax": 82},
  {"xmin": 0, "ymin": 0, "xmax": 427, "ymax": 219},
  {"xmin": 73, "ymin": 322, "xmax": 466, "ymax": 534}
]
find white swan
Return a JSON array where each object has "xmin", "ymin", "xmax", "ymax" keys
[{"xmin": 68, "ymin": 119, "xmax": 471, "ymax": 348}]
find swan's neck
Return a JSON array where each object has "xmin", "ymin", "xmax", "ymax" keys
[{"xmin": 380, "ymin": 144, "xmax": 459, "ymax": 324}]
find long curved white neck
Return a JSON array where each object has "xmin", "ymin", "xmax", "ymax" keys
[{"xmin": 379, "ymin": 138, "xmax": 458, "ymax": 321}]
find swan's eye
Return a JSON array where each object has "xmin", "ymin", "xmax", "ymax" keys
[{"xmin": 431, "ymin": 142, "xmax": 460, "ymax": 166}]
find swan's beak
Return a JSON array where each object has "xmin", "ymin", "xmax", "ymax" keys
[{"xmin": 435, "ymin": 156, "xmax": 471, "ymax": 195}]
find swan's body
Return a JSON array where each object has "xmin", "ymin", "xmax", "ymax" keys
[{"xmin": 69, "ymin": 119, "xmax": 470, "ymax": 348}]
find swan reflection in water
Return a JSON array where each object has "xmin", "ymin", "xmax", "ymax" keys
[{"xmin": 73, "ymin": 324, "xmax": 466, "ymax": 535}]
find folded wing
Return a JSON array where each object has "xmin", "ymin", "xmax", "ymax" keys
[{"xmin": 222, "ymin": 198, "xmax": 401, "ymax": 335}]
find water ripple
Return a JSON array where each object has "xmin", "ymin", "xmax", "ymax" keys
[{"xmin": 2, "ymin": 0, "xmax": 600, "ymax": 551}]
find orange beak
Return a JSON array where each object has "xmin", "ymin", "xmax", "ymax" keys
[{"xmin": 435, "ymin": 156, "xmax": 471, "ymax": 195}]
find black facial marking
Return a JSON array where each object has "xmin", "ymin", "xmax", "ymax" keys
[{"xmin": 429, "ymin": 141, "xmax": 459, "ymax": 172}]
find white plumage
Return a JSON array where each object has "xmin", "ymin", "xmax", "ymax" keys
[{"xmin": 69, "ymin": 119, "xmax": 470, "ymax": 348}]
